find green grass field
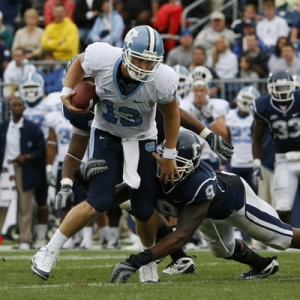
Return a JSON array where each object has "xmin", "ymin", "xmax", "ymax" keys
[{"xmin": 0, "ymin": 247, "xmax": 300, "ymax": 300}]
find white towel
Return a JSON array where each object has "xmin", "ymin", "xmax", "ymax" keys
[
  {"xmin": 0, "ymin": 159, "xmax": 17, "ymax": 207},
  {"xmin": 122, "ymin": 138, "xmax": 140, "ymax": 189}
]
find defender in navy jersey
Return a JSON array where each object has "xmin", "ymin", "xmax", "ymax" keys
[
  {"xmin": 110, "ymin": 130, "xmax": 300, "ymax": 283},
  {"xmin": 251, "ymin": 70, "xmax": 300, "ymax": 223}
]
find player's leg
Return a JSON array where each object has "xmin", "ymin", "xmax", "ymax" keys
[
  {"xmin": 31, "ymin": 130, "xmax": 123, "ymax": 280},
  {"xmin": 273, "ymin": 156, "xmax": 298, "ymax": 223}
]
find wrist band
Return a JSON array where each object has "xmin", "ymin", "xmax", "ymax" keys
[
  {"xmin": 61, "ymin": 87, "xmax": 73, "ymax": 96},
  {"xmin": 253, "ymin": 159, "xmax": 261, "ymax": 167},
  {"xmin": 60, "ymin": 178, "xmax": 73, "ymax": 187},
  {"xmin": 46, "ymin": 164, "xmax": 52, "ymax": 173},
  {"xmin": 199, "ymin": 127, "xmax": 212, "ymax": 139},
  {"xmin": 163, "ymin": 147, "xmax": 177, "ymax": 159}
]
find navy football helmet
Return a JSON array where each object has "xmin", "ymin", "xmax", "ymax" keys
[
  {"xmin": 267, "ymin": 70, "xmax": 295, "ymax": 102},
  {"xmin": 171, "ymin": 64, "xmax": 191, "ymax": 99},
  {"xmin": 236, "ymin": 86, "xmax": 260, "ymax": 112},
  {"xmin": 19, "ymin": 72, "xmax": 44, "ymax": 103},
  {"xmin": 157, "ymin": 130, "xmax": 201, "ymax": 181},
  {"xmin": 122, "ymin": 25, "xmax": 164, "ymax": 82}
]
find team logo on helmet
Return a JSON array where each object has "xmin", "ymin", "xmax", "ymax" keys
[{"xmin": 124, "ymin": 28, "xmax": 139, "ymax": 48}]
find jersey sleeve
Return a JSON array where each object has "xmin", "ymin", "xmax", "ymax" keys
[
  {"xmin": 44, "ymin": 111, "xmax": 57, "ymax": 129},
  {"xmin": 81, "ymin": 42, "xmax": 121, "ymax": 77},
  {"xmin": 250, "ymin": 96, "xmax": 268, "ymax": 124},
  {"xmin": 155, "ymin": 65, "xmax": 179, "ymax": 105},
  {"xmin": 211, "ymin": 99, "xmax": 229, "ymax": 119}
]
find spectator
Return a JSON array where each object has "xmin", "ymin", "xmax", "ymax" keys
[
  {"xmin": 43, "ymin": 0, "xmax": 75, "ymax": 26},
  {"xmin": 194, "ymin": 11, "xmax": 236, "ymax": 56},
  {"xmin": 271, "ymin": 42, "xmax": 300, "ymax": 75},
  {"xmin": 0, "ymin": 96, "xmax": 46, "ymax": 250},
  {"xmin": 206, "ymin": 36, "xmax": 239, "ymax": 79},
  {"xmin": 232, "ymin": 21, "xmax": 268, "ymax": 57},
  {"xmin": 152, "ymin": 0, "xmax": 183, "ymax": 52},
  {"xmin": 0, "ymin": 44, "xmax": 11, "ymax": 81},
  {"xmin": 290, "ymin": 14, "xmax": 300, "ymax": 43},
  {"xmin": 239, "ymin": 54, "xmax": 262, "ymax": 89},
  {"xmin": 165, "ymin": 29, "xmax": 194, "ymax": 68},
  {"xmin": 73, "ymin": 0, "xmax": 102, "ymax": 51},
  {"xmin": 231, "ymin": 4, "xmax": 259, "ymax": 36},
  {"xmin": 117, "ymin": 0, "xmax": 155, "ymax": 27},
  {"xmin": 256, "ymin": 1, "xmax": 290, "ymax": 50},
  {"xmin": 41, "ymin": 4, "xmax": 79, "ymax": 61},
  {"xmin": 268, "ymin": 36, "xmax": 289, "ymax": 72},
  {"xmin": 88, "ymin": 0, "xmax": 125, "ymax": 48},
  {"xmin": 241, "ymin": 33, "xmax": 269, "ymax": 76},
  {"xmin": 3, "ymin": 48, "xmax": 36, "ymax": 101},
  {"xmin": 0, "ymin": 11, "xmax": 14, "ymax": 49},
  {"xmin": 188, "ymin": 46, "xmax": 220, "ymax": 98},
  {"xmin": 0, "ymin": 0, "xmax": 19, "ymax": 35},
  {"xmin": 12, "ymin": 8, "xmax": 44, "ymax": 60},
  {"xmin": 37, "ymin": 50, "xmax": 65, "ymax": 95}
]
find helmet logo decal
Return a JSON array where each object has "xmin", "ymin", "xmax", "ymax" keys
[{"xmin": 125, "ymin": 28, "xmax": 139, "ymax": 48}]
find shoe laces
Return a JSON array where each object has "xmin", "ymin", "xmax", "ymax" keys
[{"xmin": 42, "ymin": 248, "xmax": 58, "ymax": 269}]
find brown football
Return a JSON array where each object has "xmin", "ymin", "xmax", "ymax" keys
[{"xmin": 71, "ymin": 80, "xmax": 99, "ymax": 110}]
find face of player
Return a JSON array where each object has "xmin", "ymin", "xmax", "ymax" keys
[
  {"xmin": 193, "ymin": 85, "xmax": 208, "ymax": 107},
  {"xmin": 122, "ymin": 56, "xmax": 155, "ymax": 79}
]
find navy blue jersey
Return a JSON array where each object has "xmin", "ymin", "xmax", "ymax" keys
[
  {"xmin": 62, "ymin": 105, "xmax": 94, "ymax": 133},
  {"xmin": 251, "ymin": 90, "xmax": 300, "ymax": 153},
  {"xmin": 155, "ymin": 160, "xmax": 245, "ymax": 220}
]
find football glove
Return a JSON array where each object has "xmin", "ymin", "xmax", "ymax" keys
[
  {"xmin": 252, "ymin": 159, "xmax": 263, "ymax": 188},
  {"xmin": 110, "ymin": 250, "xmax": 153, "ymax": 284},
  {"xmin": 205, "ymin": 132, "xmax": 234, "ymax": 161},
  {"xmin": 53, "ymin": 184, "xmax": 74, "ymax": 210}
]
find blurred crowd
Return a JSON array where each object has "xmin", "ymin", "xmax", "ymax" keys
[{"xmin": 1, "ymin": 0, "xmax": 300, "ymax": 250}]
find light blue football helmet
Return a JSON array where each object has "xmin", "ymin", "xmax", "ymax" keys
[
  {"xmin": 122, "ymin": 25, "xmax": 164, "ymax": 82},
  {"xmin": 236, "ymin": 85, "xmax": 260, "ymax": 112},
  {"xmin": 171, "ymin": 64, "xmax": 191, "ymax": 99},
  {"xmin": 19, "ymin": 72, "xmax": 44, "ymax": 103}
]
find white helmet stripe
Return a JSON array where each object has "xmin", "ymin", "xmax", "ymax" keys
[{"xmin": 146, "ymin": 25, "xmax": 156, "ymax": 52}]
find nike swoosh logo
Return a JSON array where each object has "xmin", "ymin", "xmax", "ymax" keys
[
  {"xmin": 99, "ymin": 136, "xmax": 106, "ymax": 139},
  {"xmin": 133, "ymin": 100, "xmax": 143, "ymax": 103},
  {"xmin": 292, "ymin": 113, "xmax": 299, "ymax": 117},
  {"xmin": 177, "ymin": 266, "xmax": 186, "ymax": 271}
]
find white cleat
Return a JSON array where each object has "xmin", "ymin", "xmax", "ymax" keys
[
  {"xmin": 139, "ymin": 261, "xmax": 160, "ymax": 283},
  {"xmin": 31, "ymin": 246, "xmax": 59, "ymax": 280},
  {"xmin": 163, "ymin": 257, "xmax": 197, "ymax": 275}
]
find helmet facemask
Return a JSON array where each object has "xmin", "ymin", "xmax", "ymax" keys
[{"xmin": 267, "ymin": 79, "xmax": 295, "ymax": 102}]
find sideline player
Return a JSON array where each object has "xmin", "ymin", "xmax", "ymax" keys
[
  {"xmin": 252, "ymin": 70, "xmax": 300, "ymax": 223},
  {"xmin": 109, "ymin": 130, "xmax": 300, "ymax": 283}
]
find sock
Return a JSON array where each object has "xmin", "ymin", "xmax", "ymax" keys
[
  {"xmin": 108, "ymin": 227, "xmax": 119, "ymax": 241},
  {"xmin": 48, "ymin": 229, "xmax": 69, "ymax": 252},
  {"xmin": 99, "ymin": 226, "xmax": 109, "ymax": 240},
  {"xmin": 80, "ymin": 227, "xmax": 93, "ymax": 248},
  {"xmin": 36, "ymin": 224, "xmax": 47, "ymax": 240},
  {"xmin": 247, "ymin": 249, "xmax": 272, "ymax": 271}
]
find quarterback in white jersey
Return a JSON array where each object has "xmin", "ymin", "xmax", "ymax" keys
[
  {"xmin": 40, "ymin": 25, "xmax": 180, "ymax": 282},
  {"xmin": 225, "ymin": 86, "xmax": 260, "ymax": 190},
  {"xmin": 180, "ymin": 77, "xmax": 228, "ymax": 170}
]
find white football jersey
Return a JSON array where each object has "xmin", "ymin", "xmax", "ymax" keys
[
  {"xmin": 180, "ymin": 95, "xmax": 229, "ymax": 160},
  {"xmin": 45, "ymin": 111, "xmax": 73, "ymax": 162},
  {"xmin": 82, "ymin": 42, "xmax": 178, "ymax": 140},
  {"xmin": 225, "ymin": 109, "xmax": 253, "ymax": 168},
  {"xmin": 24, "ymin": 93, "xmax": 61, "ymax": 140}
]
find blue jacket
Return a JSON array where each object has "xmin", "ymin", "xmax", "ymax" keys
[
  {"xmin": 0, "ymin": 118, "xmax": 46, "ymax": 191},
  {"xmin": 88, "ymin": 11, "xmax": 125, "ymax": 47}
]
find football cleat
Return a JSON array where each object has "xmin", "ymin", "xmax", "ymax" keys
[
  {"xmin": 237, "ymin": 256, "xmax": 279, "ymax": 279},
  {"xmin": 163, "ymin": 257, "xmax": 197, "ymax": 275},
  {"xmin": 139, "ymin": 261, "xmax": 160, "ymax": 283},
  {"xmin": 31, "ymin": 246, "xmax": 59, "ymax": 280}
]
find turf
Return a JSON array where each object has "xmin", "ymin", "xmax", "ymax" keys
[{"xmin": 0, "ymin": 248, "xmax": 299, "ymax": 300}]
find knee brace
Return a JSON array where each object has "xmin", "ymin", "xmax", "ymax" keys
[{"xmin": 224, "ymin": 239, "xmax": 249, "ymax": 263}]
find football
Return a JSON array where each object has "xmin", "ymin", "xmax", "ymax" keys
[{"xmin": 71, "ymin": 80, "xmax": 99, "ymax": 110}]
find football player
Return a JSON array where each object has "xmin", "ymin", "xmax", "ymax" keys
[
  {"xmin": 31, "ymin": 26, "xmax": 233, "ymax": 282},
  {"xmin": 180, "ymin": 66, "xmax": 229, "ymax": 170},
  {"xmin": 19, "ymin": 72, "xmax": 60, "ymax": 249},
  {"xmin": 225, "ymin": 86, "xmax": 260, "ymax": 190},
  {"xmin": 170, "ymin": 64, "xmax": 191, "ymax": 103},
  {"xmin": 251, "ymin": 70, "xmax": 300, "ymax": 223},
  {"xmin": 109, "ymin": 130, "xmax": 300, "ymax": 283}
]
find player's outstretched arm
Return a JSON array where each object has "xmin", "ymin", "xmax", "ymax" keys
[
  {"xmin": 110, "ymin": 202, "xmax": 210, "ymax": 284},
  {"xmin": 179, "ymin": 108, "xmax": 234, "ymax": 160}
]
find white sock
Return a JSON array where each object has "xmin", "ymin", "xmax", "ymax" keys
[
  {"xmin": 109, "ymin": 227, "xmax": 119, "ymax": 240},
  {"xmin": 99, "ymin": 226, "xmax": 109, "ymax": 240},
  {"xmin": 80, "ymin": 227, "xmax": 93, "ymax": 248},
  {"xmin": 48, "ymin": 229, "xmax": 69, "ymax": 252},
  {"xmin": 36, "ymin": 224, "xmax": 47, "ymax": 240}
]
